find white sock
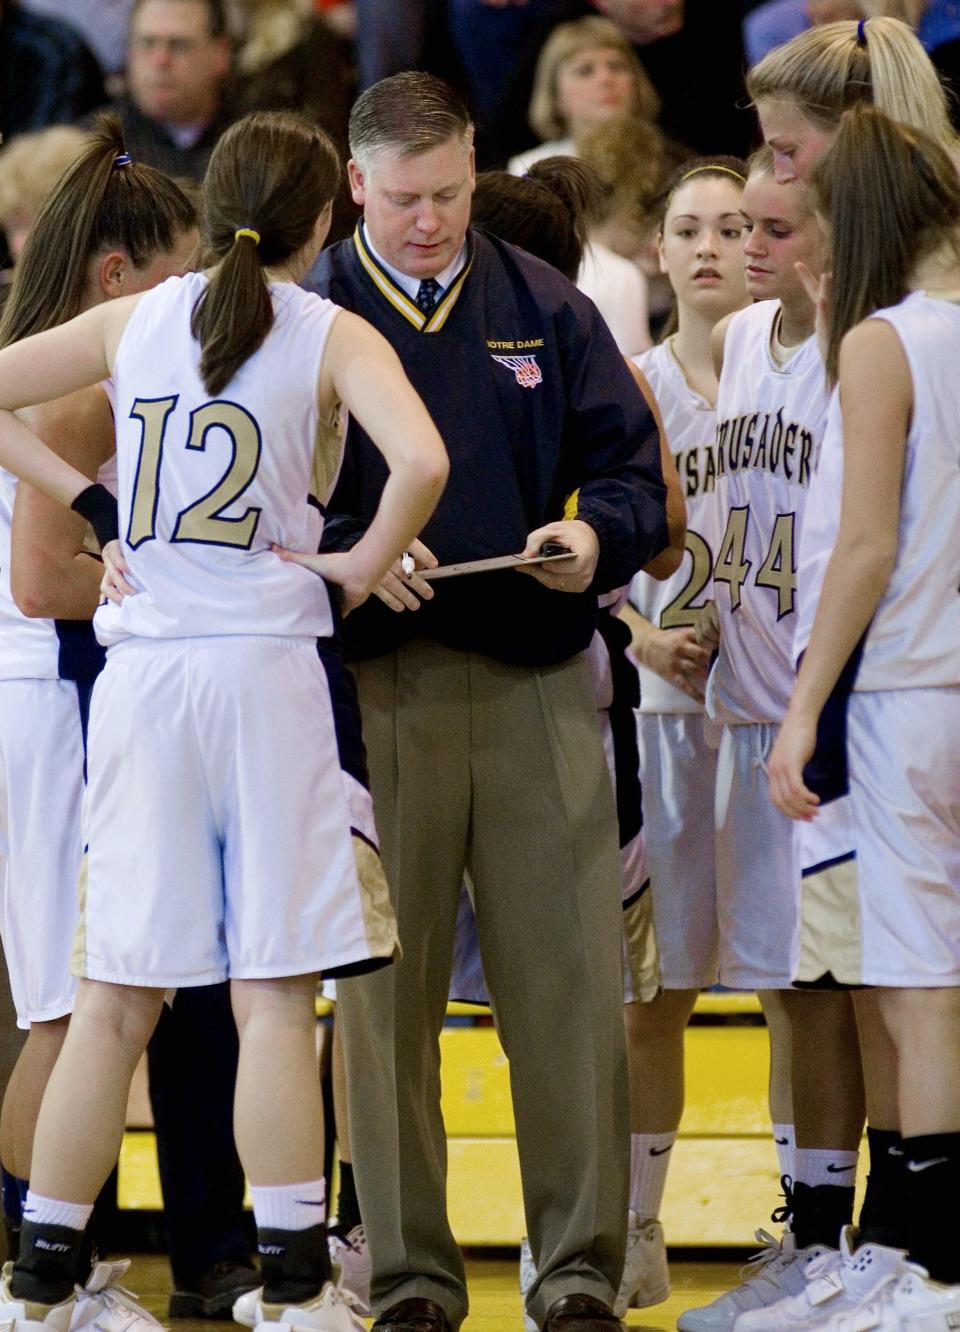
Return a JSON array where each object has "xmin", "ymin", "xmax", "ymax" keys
[
  {"xmin": 773, "ymin": 1123, "xmax": 796, "ymax": 1182},
  {"xmin": 629, "ymin": 1131, "xmax": 677, "ymax": 1222},
  {"xmin": 22, "ymin": 1191, "xmax": 92, "ymax": 1232},
  {"xmin": 793, "ymin": 1147, "xmax": 858, "ymax": 1188},
  {"xmin": 251, "ymin": 1179, "xmax": 326, "ymax": 1232}
]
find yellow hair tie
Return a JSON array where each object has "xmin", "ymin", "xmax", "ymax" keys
[
  {"xmin": 234, "ymin": 227, "xmax": 261, "ymax": 245},
  {"xmin": 680, "ymin": 165, "xmax": 746, "ymax": 185}
]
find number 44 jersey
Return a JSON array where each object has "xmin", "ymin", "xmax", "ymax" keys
[
  {"xmin": 95, "ymin": 271, "xmax": 346, "ymax": 648},
  {"xmin": 629, "ymin": 340, "xmax": 725, "ymax": 715},
  {"xmin": 706, "ymin": 299, "xmax": 828, "ymax": 726}
]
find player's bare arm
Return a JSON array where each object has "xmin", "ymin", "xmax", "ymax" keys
[
  {"xmin": 769, "ymin": 318, "xmax": 911, "ymax": 819},
  {"xmin": 627, "ymin": 359, "xmax": 685, "ymax": 580},
  {"xmin": 12, "ymin": 386, "xmax": 116, "ymax": 620},
  {"xmin": 275, "ymin": 311, "xmax": 448, "ymax": 612},
  {"xmin": 0, "ymin": 298, "xmax": 138, "ymax": 509}
]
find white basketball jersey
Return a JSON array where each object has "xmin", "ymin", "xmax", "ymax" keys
[
  {"xmin": 706, "ymin": 300, "xmax": 828, "ymax": 725},
  {"xmin": 629, "ymin": 341, "xmax": 722, "ymax": 714},
  {"xmin": 0, "ymin": 386, "xmax": 116, "ymax": 682},
  {"xmin": 794, "ymin": 386, "xmax": 840, "ymax": 662},
  {"xmin": 0, "ymin": 469, "xmax": 59, "ymax": 679},
  {"xmin": 853, "ymin": 292, "xmax": 960, "ymax": 691},
  {"xmin": 96, "ymin": 273, "xmax": 344, "ymax": 646}
]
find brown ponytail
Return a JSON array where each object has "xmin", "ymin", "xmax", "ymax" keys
[
  {"xmin": 190, "ymin": 111, "xmax": 341, "ymax": 396},
  {"xmin": 811, "ymin": 103, "xmax": 960, "ymax": 381},
  {"xmin": 0, "ymin": 114, "xmax": 196, "ymax": 348},
  {"xmin": 471, "ymin": 156, "xmax": 601, "ymax": 280}
]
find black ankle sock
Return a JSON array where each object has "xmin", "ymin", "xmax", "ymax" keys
[
  {"xmin": 3, "ymin": 1216, "xmax": 20, "ymax": 1266},
  {"xmin": 858, "ymin": 1127, "xmax": 909, "ymax": 1249},
  {"xmin": 11, "ymin": 1220, "xmax": 85, "ymax": 1305},
  {"xmin": 77, "ymin": 1218, "xmax": 98, "ymax": 1286},
  {"xmin": 903, "ymin": 1131, "xmax": 960, "ymax": 1284},
  {"xmin": 335, "ymin": 1163, "xmax": 361, "ymax": 1234},
  {"xmin": 258, "ymin": 1223, "xmax": 331, "ymax": 1305},
  {"xmin": 791, "ymin": 1180, "xmax": 854, "ymax": 1249}
]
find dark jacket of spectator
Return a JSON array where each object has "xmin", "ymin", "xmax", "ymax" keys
[
  {"xmin": 0, "ymin": 1, "xmax": 105, "ymax": 139},
  {"xmin": 95, "ymin": 92, "xmax": 231, "ymax": 180}
]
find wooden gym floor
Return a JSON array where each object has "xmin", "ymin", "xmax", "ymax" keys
[{"xmin": 124, "ymin": 1251, "xmax": 739, "ymax": 1332}]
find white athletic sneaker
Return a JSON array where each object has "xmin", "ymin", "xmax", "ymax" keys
[
  {"xmin": 327, "ymin": 1228, "xmax": 371, "ymax": 1317},
  {"xmin": 520, "ymin": 1220, "xmax": 669, "ymax": 1327},
  {"xmin": 235, "ymin": 1225, "xmax": 371, "ymax": 1329},
  {"xmin": 253, "ymin": 1281, "xmax": 366, "ymax": 1332},
  {"xmin": 803, "ymin": 1264, "xmax": 960, "ymax": 1331},
  {"xmin": 519, "ymin": 1237, "xmax": 537, "ymax": 1300},
  {"xmin": 732, "ymin": 1228, "xmax": 907, "ymax": 1331},
  {"xmin": 0, "ymin": 1261, "xmax": 74, "ymax": 1332},
  {"xmin": 70, "ymin": 1260, "xmax": 165, "ymax": 1332},
  {"xmin": 233, "ymin": 1286, "xmax": 260, "ymax": 1329},
  {"xmin": 615, "ymin": 1215, "xmax": 670, "ymax": 1316},
  {"xmin": 677, "ymin": 1230, "xmax": 830, "ymax": 1332},
  {"xmin": 519, "ymin": 1238, "xmax": 537, "ymax": 1332}
]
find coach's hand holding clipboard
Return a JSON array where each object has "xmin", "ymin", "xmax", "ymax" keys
[
  {"xmin": 335, "ymin": 524, "xmax": 581, "ymax": 615},
  {"xmin": 370, "ymin": 536, "xmax": 439, "ymax": 613},
  {"xmin": 516, "ymin": 519, "xmax": 598, "ymax": 593}
]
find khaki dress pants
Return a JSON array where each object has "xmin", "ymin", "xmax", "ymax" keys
[{"xmin": 337, "ymin": 639, "xmax": 629, "ymax": 1328}]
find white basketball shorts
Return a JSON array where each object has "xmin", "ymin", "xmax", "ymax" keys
[
  {"xmin": 75, "ymin": 636, "xmax": 399, "ymax": 987},
  {"xmin": 715, "ymin": 721, "xmax": 798, "ymax": 990},
  {"xmin": 846, "ymin": 687, "xmax": 960, "ymax": 986},
  {"xmin": 795, "ymin": 795, "xmax": 861, "ymax": 985},
  {"xmin": 637, "ymin": 711, "xmax": 718, "ymax": 990},
  {"xmin": 0, "ymin": 678, "xmax": 84, "ymax": 1027}
]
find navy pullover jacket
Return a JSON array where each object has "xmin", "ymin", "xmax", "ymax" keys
[{"xmin": 306, "ymin": 227, "xmax": 667, "ymax": 667}]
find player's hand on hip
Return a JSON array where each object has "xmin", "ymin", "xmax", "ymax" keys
[
  {"xmin": 272, "ymin": 546, "xmax": 376, "ymax": 615},
  {"xmin": 641, "ymin": 625, "xmax": 710, "ymax": 703},
  {"xmin": 768, "ymin": 708, "xmax": 821, "ymax": 821},
  {"xmin": 373, "ymin": 537, "xmax": 438, "ymax": 614},
  {"xmin": 100, "ymin": 539, "xmax": 138, "ymax": 605},
  {"xmin": 518, "ymin": 519, "xmax": 599, "ymax": 593}
]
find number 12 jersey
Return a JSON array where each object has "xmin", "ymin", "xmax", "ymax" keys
[{"xmin": 95, "ymin": 272, "xmax": 345, "ymax": 647}]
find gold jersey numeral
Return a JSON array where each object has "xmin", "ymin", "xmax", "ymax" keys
[
  {"xmin": 126, "ymin": 397, "xmax": 263, "ymax": 550},
  {"xmin": 660, "ymin": 531, "xmax": 714, "ymax": 630}
]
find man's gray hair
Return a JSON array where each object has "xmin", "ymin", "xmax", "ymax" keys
[{"xmin": 349, "ymin": 72, "xmax": 474, "ymax": 170}]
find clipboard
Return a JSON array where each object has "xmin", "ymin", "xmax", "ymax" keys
[{"xmin": 419, "ymin": 550, "xmax": 575, "ymax": 581}]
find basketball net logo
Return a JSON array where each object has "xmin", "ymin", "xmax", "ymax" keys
[{"xmin": 491, "ymin": 353, "xmax": 542, "ymax": 388}]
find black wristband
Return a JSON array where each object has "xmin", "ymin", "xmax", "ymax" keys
[{"xmin": 71, "ymin": 483, "xmax": 119, "ymax": 549}]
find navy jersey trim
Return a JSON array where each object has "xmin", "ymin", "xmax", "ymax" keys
[
  {"xmin": 314, "ymin": 635, "xmax": 370, "ymax": 790},
  {"xmin": 322, "ymin": 954, "xmax": 394, "ymax": 981},
  {"xmin": 622, "ymin": 878, "xmax": 651, "ymax": 912},
  {"xmin": 801, "ymin": 849, "xmax": 856, "ymax": 879},
  {"xmin": 800, "ymin": 635, "xmax": 865, "ymax": 804},
  {"xmin": 55, "ymin": 618, "xmax": 106, "ymax": 685},
  {"xmin": 596, "ymin": 607, "xmax": 644, "ymax": 847},
  {"xmin": 793, "ymin": 971, "xmax": 867, "ymax": 992}
]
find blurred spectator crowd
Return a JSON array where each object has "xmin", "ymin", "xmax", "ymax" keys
[{"xmin": 2, "ymin": 0, "xmax": 959, "ymax": 314}]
